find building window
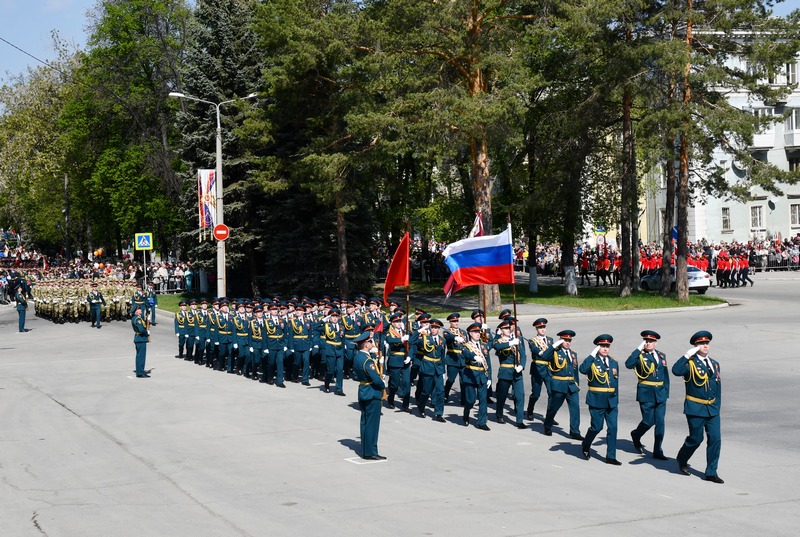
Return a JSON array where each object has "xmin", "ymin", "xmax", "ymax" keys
[
  {"xmin": 790, "ymin": 157, "xmax": 800, "ymax": 172},
  {"xmin": 722, "ymin": 207, "xmax": 731, "ymax": 230},
  {"xmin": 788, "ymin": 62, "xmax": 798, "ymax": 86},
  {"xmin": 751, "ymin": 108, "xmax": 775, "ymax": 131},
  {"xmin": 792, "ymin": 204, "xmax": 800, "ymax": 226},
  {"xmin": 750, "ymin": 206, "xmax": 764, "ymax": 229},
  {"xmin": 787, "ymin": 109, "xmax": 799, "ymax": 132}
]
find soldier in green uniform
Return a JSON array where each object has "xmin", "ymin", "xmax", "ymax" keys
[
  {"xmin": 526, "ymin": 318, "xmax": 554, "ymax": 421},
  {"xmin": 87, "ymin": 282, "xmax": 106, "ymax": 329},
  {"xmin": 579, "ymin": 334, "xmax": 621, "ymax": 465},
  {"xmin": 132, "ymin": 304, "xmax": 150, "ymax": 378},
  {"xmin": 461, "ymin": 322, "xmax": 491, "ymax": 430},
  {"xmin": 493, "ymin": 319, "xmax": 527, "ymax": 429},
  {"xmin": 352, "ymin": 331, "xmax": 386, "ymax": 460},
  {"xmin": 130, "ymin": 283, "xmax": 147, "ymax": 315},
  {"xmin": 542, "ymin": 329, "xmax": 583, "ymax": 440},
  {"xmin": 626, "ymin": 330, "xmax": 670, "ymax": 460},
  {"xmin": 174, "ymin": 300, "xmax": 189, "ymax": 359}
]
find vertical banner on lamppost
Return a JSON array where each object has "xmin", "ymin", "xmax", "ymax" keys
[{"xmin": 197, "ymin": 169, "xmax": 217, "ymax": 240}]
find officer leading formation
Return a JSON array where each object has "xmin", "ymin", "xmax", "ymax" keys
[{"xmin": 20, "ymin": 288, "xmax": 725, "ymax": 477}]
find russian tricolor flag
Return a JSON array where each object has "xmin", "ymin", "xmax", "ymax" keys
[{"xmin": 443, "ymin": 224, "xmax": 515, "ymax": 287}]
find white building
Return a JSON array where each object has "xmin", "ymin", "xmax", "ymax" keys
[{"xmin": 644, "ymin": 54, "xmax": 800, "ymax": 245}]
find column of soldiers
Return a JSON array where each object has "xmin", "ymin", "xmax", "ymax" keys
[
  {"xmin": 33, "ymin": 280, "xmax": 138, "ymax": 324},
  {"xmin": 166, "ymin": 294, "xmax": 723, "ymax": 483}
]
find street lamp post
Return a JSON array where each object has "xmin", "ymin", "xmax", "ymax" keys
[{"xmin": 169, "ymin": 91, "xmax": 257, "ymax": 298}]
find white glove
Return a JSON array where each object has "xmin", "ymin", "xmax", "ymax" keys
[
  {"xmin": 283, "ymin": 346, "xmax": 288, "ymax": 352},
  {"xmin": 313, "ymin": 345, "xmax": 319, "ymax": 349},
  {"xmin": 486, "ymin": 379, "xmax": 492, "ymax": 388},
  {"xmin": 637, "ymin": 341, "xmax": 646, "ymax": 351},
  {"xmin": 147, "ymin": 330, "xmax": 151, "ymax": 335},
  {"xmin": 369, "ymin": 347, "xmax": 378, "ymax": 355},
  {"xmin": 233, "ymin": 343, "xmax": 238, "ymax": 349},
  {"xmin": 591, "ymin": 346, "xmax": 600, "ymax": 357},
  {"xmin": 323, "ymin": 315, "xmax": 330, "ymax": 322},
  {"xmin": 404, "ymin": 357, "xmax": 411, "ymax": 365},
  {"xmin": 684, "ymin": 346, "xmax": 701, "ymax": 358},
  {"xmin": 378, "ymin": 356, "xmax": 384, "ymax": 364},
  {"xmin": 206, "ymin": 339, "xmax": 211, "ymax": 343},
  {"xmin": 481, "ymin": 323, "xmax": 488, "ymax": 330},
  {"xmin": 455, "ymin": 336, "xmax": 465, "ymax": 344},
  {"xmin": 553, "ymin": 339, "xmax": 564, "ymax": 348},
  {"xmin": 514, "ymin": 365, "xmax": 523, "ymax": 373},
  {"xmin": 264, "ymin": 349, "xmax": 269, "ymax": 354},
  {"xmin": 214, "ymin": 342, "xmax": 219, "ymax": 346},
  {"xmin": 176, "ymin": 333, "xmax": 180, "ymax": 337},
  {"xmin": 401, "ymin": 334, "xmax": 409, "ymax": 342},
  {"xmin": 508, "ymin": 338, "xmax": 519, "ymax": 346},
  {"xmin": 249, "ymin": 347, "xmax": 254, "ymax": 353},
  {"xmin": 196, "ymin": 336, "xmax": 200, "ymax": 341}
]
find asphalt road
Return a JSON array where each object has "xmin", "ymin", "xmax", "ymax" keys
[{"xmin": 2, "ymin": 272, "xmax": 799, "ymax": 536}]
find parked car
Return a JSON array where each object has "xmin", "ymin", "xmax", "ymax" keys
[{"xmin": 640, "ymin": 265, "xmax": 711, "ymax": 294}]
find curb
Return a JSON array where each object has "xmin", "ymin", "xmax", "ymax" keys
[{"xmin": 512, "ymin": 302, "xmax": 729, "ymax": 321}]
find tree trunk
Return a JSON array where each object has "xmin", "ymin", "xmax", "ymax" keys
[
  {"xmin": 661, "ymin": 133, "xmax": 677, "ymax": 296},
  {"xmin": 620, "ymin": 81, "xmax": 634, "ymax": 297},
  {"xmin": 676, "ymin": 1, "xmax": 693, "ymax": 302},
  {"xmin": 335, "ymin": 189, "xmax": 349, "ymax": 297},
  {"xmin": 471, "ymin": 134, "xmax": 501, "ymax": 313}
]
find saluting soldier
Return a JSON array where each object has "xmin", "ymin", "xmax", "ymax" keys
[
  {"xmin": 461, "ymin": 322, "xmax": 491, "ymax": 430},
  {"xmin": 409, "ymin": 318, "xmax": 447, "ymax": 422},
  {"xmin": 382, "ymin": 312, "xmax": 411, "ymax": 410},
  {"xmin": 672, "ymin": 330, "xmax": 724, "ymax": 484},
  {"xmin": 130, "ymin": 283, "xmax": 147, "ymax": 315},
  {"xmin": 493, "ymin": 318, "xmax": 527, "ymax": 429},
  {"xmin": 314, "ymin": 307, "xmax": 346, "ymax": 395},
  {"xmin": 443, "ymin": 312, "xmax": 467, "ymax": 404},
  {"xmin": 626, "ymin": 330, "xmax": 670, "ymax": 460},
  {"xmin": 352, "ymin": 331, "xmax": 386, "ymax": 460},
  {"xmin": 342, "ymin": 300, "xmax": 363, "ymax": 380},
  {"xmin": 87, "ymin": 282, "xmax": 106, "ymax": 329},
  {"xmin": 541, "ymin": 329, "xmax": 583, "ymax": 440},
  {"xmin": 579, "ymin": 334, "xmax": 621, "ymax": 465},
  {"xmin": 526, "ymin": 318, "xmax": 554, "ymax": 421}
]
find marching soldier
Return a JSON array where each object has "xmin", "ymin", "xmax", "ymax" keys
[
  {"xmin": 174, "ymin": 300, "xmax": 189, "ymax": 359},
  {"xmin": 232, "ymin": 302, "xmax": 251, "ymax": 374},
  {"xmin": 579, "ymin": 334, "xmax": 621, "ymax": 465},
  {"xmin": 314, "ymin": 307, "xmax": 346, "ymax": 395},
  {"xmin": 194, "ymin": 299, "xmax": 210, "ymax": 365},
  {"xmin": 288, "ymin": 303, "xmax": 313, "ymax": 385},
  {"xmin": 672, "ymin": 330, "xmax": 724, "ymax": 484},
  {"xmin": 247, "ymin": 305, "xmax": 267, "ymax": 379},
  {"xmin": 185, "ymin": 299, "xmax": 199, "ymax": 362},
  {"xmin": 215, "ymin": 300, "xmax": 234, "ymax": 372},
  {"xmin": 541, "ymin": 329, "xmax": 583, "ymax": 440},
  {"xmin": 443, "ymin": 313, "xmax": 466, "ymax": 404},
  {"xmin": 409, "ymin": 318, "xmax": 447, "ymax": 422},
  {"xmin": 526, "ymin": 318, "xmax": 553, "ymax": 421},
  {"xmin": 461, "ymin": 322, "xmax": 491, "ymax": 430},
  {"xmin": 383, "ymin": 313, "xmax": 410, "ymax": 410},
  {"xmin": 626, "ymin": 330, "xmax": 670, "ymax": 460},
  {"xmin": 493, "ymin": 318, "xmax": 527, "ymax": 429},
  {"xmin": 263, "ymin": 303, "xmax": 287, "ymax": 388}
]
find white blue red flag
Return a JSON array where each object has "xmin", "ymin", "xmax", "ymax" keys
[
  {"xmin": 198, "ymin": 169, "xmax": 217, "ymax": 230},
  {"xmin": 443, "ymin": 213, "xmax": 484, "ymax": 297},
  {"xmin": 443, "ymin": 224, "xmax": 515, "ymax": 287}
]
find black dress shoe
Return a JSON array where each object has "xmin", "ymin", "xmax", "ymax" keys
[
  {"xmin": 462, "ymin": 416, "xmax": 469, "ymax": 427},
  {"xmin": 525, "ymin": 412, "xmax": 534, "ymax": 421},
  {"xmin": 477, "ymin": 424, "xmax": 491, "ymax": 431},
  {"xmin": 416, "ymin": 408, "xmax": 426, "ymax": 418},
  {"xmin": 605, "ymin": 458, "xmax": 622, "ymax": 466},
  {"xmin": 581, "ymin": 444, "xmax": 590, "ymax": 460},
  {"xmin": 136, "ymin": 373, "xmax": 151, "ymax": 378},
  {"xmin": 570, "ymin": 433, "xmax": 584, "ymax": 441},
  {"xmin": 364, "ymin": 455, "xmax": 380, "ymax": 460},
  {"xmin": 151, "ymin": 322, "xmax": 157, "ymax": 326},
  {"xmin": 323, "ymin": 385, "xmax": 330, "ymax": 393},
  {"xmin": 386, "ymin": 402, "xmax": 395, "ymax": 409},
  {"xmin": 302, "ymin": 381, "xmax": 311, "ymax": 386},
  {"xmin": 705, "ymin": 475, "xmax": 724, "ymax": 484},
  {"xmin": 678, "ymin": 463, "xmax": 691, "ymax": 476},
  {"xmin": 514, "ymin": 422, "xmax": 527, "ymax": 429},
  {"xmin": 433, "ymin": 415, "xmax": 446, "ymax": 423},
  {"xmin": 543, "ymin": 429, "xmax": 552, "ymax": 436},
  {"xmin": 276, "ymin": 383, "xmax": 287, "ymax": 388},
  {"xmin": 653, "ymin": 452, "xmax": 668, "ymax": 461},
  {"xmin": 631, "ymin": 430, "xmax": 644, "ymax": 454},
  {"xmin": 496, "ymin": 416, "xmax": 506, "ymax": 424},
  {"xmin": 334, "ymin": 391, "xmax": 346, "ymax": 396}
]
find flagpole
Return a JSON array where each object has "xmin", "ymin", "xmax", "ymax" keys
[
  {"xmin": 509, "ymin": 213, "xmax": 520, "ymax": 367},
  {"xmin": 404, "ymin": 221, "xmax": 411, "ymax": 362}
]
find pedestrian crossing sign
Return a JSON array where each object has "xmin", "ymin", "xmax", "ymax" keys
[{"xmin": 135, "ymin": 233, "xmax": 153, "ymax": 251}]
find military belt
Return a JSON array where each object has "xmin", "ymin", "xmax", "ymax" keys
[
  {"xmin": 500, "ymin": 364, "xmax": 515, "ymax": 368},
  {"xmin": 639, "ymin": 380, "xmax": 664, "ymax": 386},
  {"xmin": 294, "ymin": 335, "xmax": 308, "ymax": 338},
  {"xmin": 552, "ymin": 375, "xmax": 574, "ymax": 381},
  {"xmin": 466, "ymin": 365, "xmax": 485, "ymax": 371},
  {"xmin": 423, "ymin": 356, "xmax": 441, "ymax": 362},
  {"xmin": 686, "ymin": 395, "xmax": 715, "ymax": 405},
  {"xmin": 391, "ymin": 352, "xmax": 405, "ymax": 356},
  {"xmin": 327, "ymin": 341, "xmax": 342, "ymax": 346},
  {"xmin": 588, "ymin": 387, "xmax": 616, "ymax": 393},
  {"xmin": 535, "ymin": 360, "xmax": 548, "ymax": 365},
  {"xmin": 268, "ymin": 335, "xmax": 282, "ymax": 339},
  {"xmin": 345, "ymin": 334, "xmax": 359, "ymax": 339},
  {"xmin": 448, "ymin": 349, "xmax": 462, "ymax": 353},
  {"xmin": 359, "ymin": 382, "xmax": 371, "ymax": 386}
]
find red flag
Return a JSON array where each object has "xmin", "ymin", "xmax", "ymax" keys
[{"xmin": 383, "ymin": 232, "xmax": 410, "ymax": 306}]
